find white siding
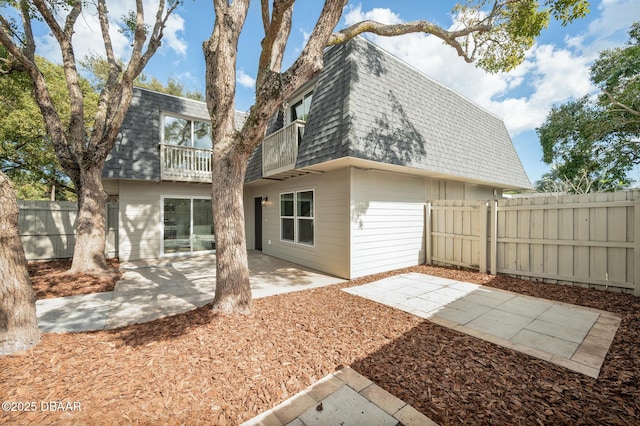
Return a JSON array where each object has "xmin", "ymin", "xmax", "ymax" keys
[
  {"xmin": 350, "ymin": 169, "xmax": 427, "ymax": 278},
  {"xmin": 465, "ymin": 184, "xmax": 498, "ymax": 200},
  {"xmin": 118, "ymin": 180, "xmax": 211, "ymax": 260},
  {"xmin": 245, "ymin": 168, "xmax": 350, "ymax": 278}
]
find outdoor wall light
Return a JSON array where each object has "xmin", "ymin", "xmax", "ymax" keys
[{"xmin": 261, "ymin": 196, "xmax": 270, "ymax": 207}]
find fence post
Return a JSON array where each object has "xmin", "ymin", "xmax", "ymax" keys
[
  {"xmin": 479, "ymin": 201, "xmax": 488, "ymax": 273},
  {"xmin": 490, "ymin": 200, "xmax": 498, "ymax": 275},
  {"xmin": 425, "ymin": 202, "xmax": 432, "ymax": 265},
  {"xmin": 634, "ymin": 201, "xmax": 640, "ymax": 297}
]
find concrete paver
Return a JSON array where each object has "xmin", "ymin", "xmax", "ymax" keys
[
  {"xmin": 461, "ymin": 291, "xmax": 511, "ymax": 308},
  {"xmin": 298, "ymin": 385, "xmax": 397, "ymax": 426},
  {"xmin": 344, "ymin": 273, "xmax": 621, "ymax": 379},
  {"xmin": 435, "ymin": 303, "xmax": 490, "ymax": 324},
  {"xmin": 511, "ymin": 329, "xmax": 579, "ymax": 358},
  {"xmin": 496, "ymin": 296, "xmax": 553, "ymax": 318},
  {"xmin": 526, "ymin": 318, "xmax": 590, "ymax": 343},
  {"xmin": 241, "ymin": 367, "xmax": 437, "ymax": 426},
  {"xmin": 466, "ymin": 309, "xmax": 535, "ymax": 340},
  {"xmin": 538, "ymin": 304, "xmax": 599, "ymax": 329}
]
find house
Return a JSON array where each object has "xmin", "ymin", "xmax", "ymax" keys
[{"xmin": 103, "ymin": 36, "xmax": 531, "ymax": 279}]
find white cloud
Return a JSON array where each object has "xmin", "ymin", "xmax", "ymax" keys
[
  {"xmin": 237, "ymin": 69, "xmax": 256, "ymax": 88},
  {"xmin": 162, "ymin": 13, "xmax": 187, "ymax": 56},
  {"xmin": 34, "ymin": 1, "xmax": 187, "ymax": 65},
  {"xmin": 589, "ymin": 0, "xmax": 640, "ymax": 41},
  {"xmin": 339, "ymin": 2, "xmax": 633, "ymax": 136},
  {"xmin": 343, "ymin": 4, "xmax": 402, "ymax": 25}
]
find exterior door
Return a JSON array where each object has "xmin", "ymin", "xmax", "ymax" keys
[
  {"xmin": 254, "ymin": 197, "xmax": 263, "ymax": 251},
  {"xmin": 162, "ymin": 197, "xmax": 214, "ymax": 255}
]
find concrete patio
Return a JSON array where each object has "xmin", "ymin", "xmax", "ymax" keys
[
  {"xmin": 36, "ymin": 251, "xmax": 345, "ymax": 333},
  {"xmin": 343, "ymin": 272, "xmax": 622, "ymax": 379}
]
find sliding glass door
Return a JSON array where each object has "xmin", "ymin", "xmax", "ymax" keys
[{"xmin": 162, "ymin": 197, "xmax": 214, "ymax": 255}]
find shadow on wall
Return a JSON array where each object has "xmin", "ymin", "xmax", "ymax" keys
[
  {"xmin": 107, "ymin": 94, "xmax": 158, "ymax": 180},
  {"xmin": 19, "ymin": 201, "xmax": 76, "ymax": 260},
  {"xmin": 356, "ymin": 90, "xmax": 427, "ymax": 166},
  {"xmin": 350, "ymin": 39, "xmax": 427, "ymax": 166},
  {"xmin": 121, "ymin": 202, "xmax": 157, "ymax": 261},
  {"xmin": 350, "ymin": 200, "xmax": 370, "ymax": 231},
  {"xmin": 107, "ymin": 89, "xmax": 203, "ymax": 181},
  {"xmin": 19, "ymin": 201, "xmax": 118, "ymax": 261}
]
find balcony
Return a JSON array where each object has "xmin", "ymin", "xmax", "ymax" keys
[
  {"xmin": 262, "ymin": 120, "xmax": 305, "ymax": 177},
  {"xmin": 160, "ymin": 144, "xmax": 212, "ymax": 183}
]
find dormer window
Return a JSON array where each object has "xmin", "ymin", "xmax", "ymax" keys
[
  {"xmin": 163, "ymin": 114, "xmax": 212, "ymax": 150},
  {"xmin": 289, "ymin": 91, "xmax": 313, "ymax": 123}
]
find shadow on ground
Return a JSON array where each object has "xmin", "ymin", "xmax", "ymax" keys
[{"xmin": 347, "ymin": 267, "xmax": 640, "ymax": 425}]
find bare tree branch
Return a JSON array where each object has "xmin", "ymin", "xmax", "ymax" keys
[
  {"xmin": 18, "ymin": 0, "xmax": 35, "ymax": 60},
  {"xmin": 329, "ymin": 19, "xmax": 492, "ymax": 63},
  {"xmin": 261, "ymin": 0, "xmax": 270, "ymax": 34},
  {"xmin": 602, "ymin": 89, "xmax": 640, "ymax": 117},
  {"xmin": 1, "ymin": 0, "xmax": 181, "ymax": 274},
  {"xmin": 257, "ymin": 0, "xmax": 294, "ymax": 80},
  {"xmin": 33, "ymin": 0, "xmax": 85, "ymax": 157}
]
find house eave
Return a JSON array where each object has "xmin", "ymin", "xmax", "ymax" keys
[{"xmin": 291, "ymin": 157, "xmax": 532, "ymax": 191}]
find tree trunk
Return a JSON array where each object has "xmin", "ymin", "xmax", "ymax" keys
[
  {"xmin": 68, "ymin": 164, "xmax": 109, "ymax": 275},
  {"xmin": 210, "ymin": 149, "xmax": 252, "ymax": 314},
  {"xmin": 0, "ymin": 171, "xmax": 41, "ymax": 355}
]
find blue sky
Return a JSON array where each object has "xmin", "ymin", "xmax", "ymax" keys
[{"xmin": 25, "ymin": 0, "xmax": 640, "ymax": 185}]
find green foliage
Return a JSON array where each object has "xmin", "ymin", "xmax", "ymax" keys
[
  {"xmin": 456, "ymin": 0, "xmax": 589, "ymax": 73},
  {"xmin": 119, "ymin": 10, "xmax": 149, "ymax": 41},
  {"xmin": 537, "ymin": 22, "xmax": 640, "ymax": 193},
  {"xmin": 545, "ymin": 0, "xmax": 590, "ymax": 24},
  {"xmin": 136, "ymin": 75, "xmax": 204, "ymax": 101},
  {"xmin": 0, "ymin": 49, "xmax": 100, "ymax": 200},
  {"xmin": 590, "ymin": 21, "xmax": 640, "ymax": 129},
  {"xmin": 78, "ymin": 53, "xmax": 116, "ymax": 91},
  {"xmin": 80, "ymin": 53, "xmax": 203, "ymax": 100}
]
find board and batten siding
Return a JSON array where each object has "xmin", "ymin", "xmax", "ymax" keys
[
  {"xmin": 349, "ymin": 169, "xmax": 427, "ymax": 278},
  {"xmin": 117, "ymin": 180, "xmax": 211, "ymax": 261},
  {"xmin": 245, "ymin": 168, "xmax": 350, "ymax": 278}
]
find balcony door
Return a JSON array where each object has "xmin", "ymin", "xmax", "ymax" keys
[{"xmin": 162, "ymin": 197, "xmax": 214, "ymax": 255}]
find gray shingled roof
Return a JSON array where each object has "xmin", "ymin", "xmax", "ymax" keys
[
  {"xmin": 104, "ymin": 87, "xmax": 246, "ymax": 181},
  {"xmin": 247, "ymin": 36, "xmax": 531, "ymax": 189}
]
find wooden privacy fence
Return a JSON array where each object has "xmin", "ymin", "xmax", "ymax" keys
[
  {"xmin": 18, "ymin": 200, "xmax": 118, "ymax": 261},
  {"xmin": 426, "ymin": 190, "xmax": 640, "ymax": 296}
]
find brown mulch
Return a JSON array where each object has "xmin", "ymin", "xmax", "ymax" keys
[
  {"xmin": 28, "ymin": 258, "xmax": 121, "ymax": 299},
  {"xmin": 1, "ymin": 263, "xmax": 638, "ymax": 425}
]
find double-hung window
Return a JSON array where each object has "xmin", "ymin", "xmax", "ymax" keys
[{"xmin": 280, "ymin": 190, "xmax": 314, "ymax": 246}]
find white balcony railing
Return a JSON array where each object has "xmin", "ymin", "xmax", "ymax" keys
[
  {"xmin": 160, "ymin": 144, "xmax": 212, "ymax": 182},
  {"xmin": 262, "ymin": 120, "xmax": 305, "ymax": 177}
]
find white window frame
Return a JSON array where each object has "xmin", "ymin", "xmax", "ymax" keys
[
  {"xmin": 160, "ymin": 195, "xmax": 215, "ymax": 257},
  {"xmin": 287, "ymin": 89, "xmax": 314, "ymax": 124},
  {"xmin": 279, "ymin": 189, "xmax": 315, "ymax": 247},
  {"xmin": 161, "ymin": 112, "xmax": 212, "ymax": 149}
]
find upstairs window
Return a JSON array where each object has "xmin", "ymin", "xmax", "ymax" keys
[
  {"xmin": 280, "ymin": 190, "xmax": 314, "ymax": 246},
  {"xmin": 290, "ymin": 91, "xmax": 313, "ymax": 123},
  {"xmin": 163, "ymin": 114, "xmax": 212, "ymax": 150}
]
